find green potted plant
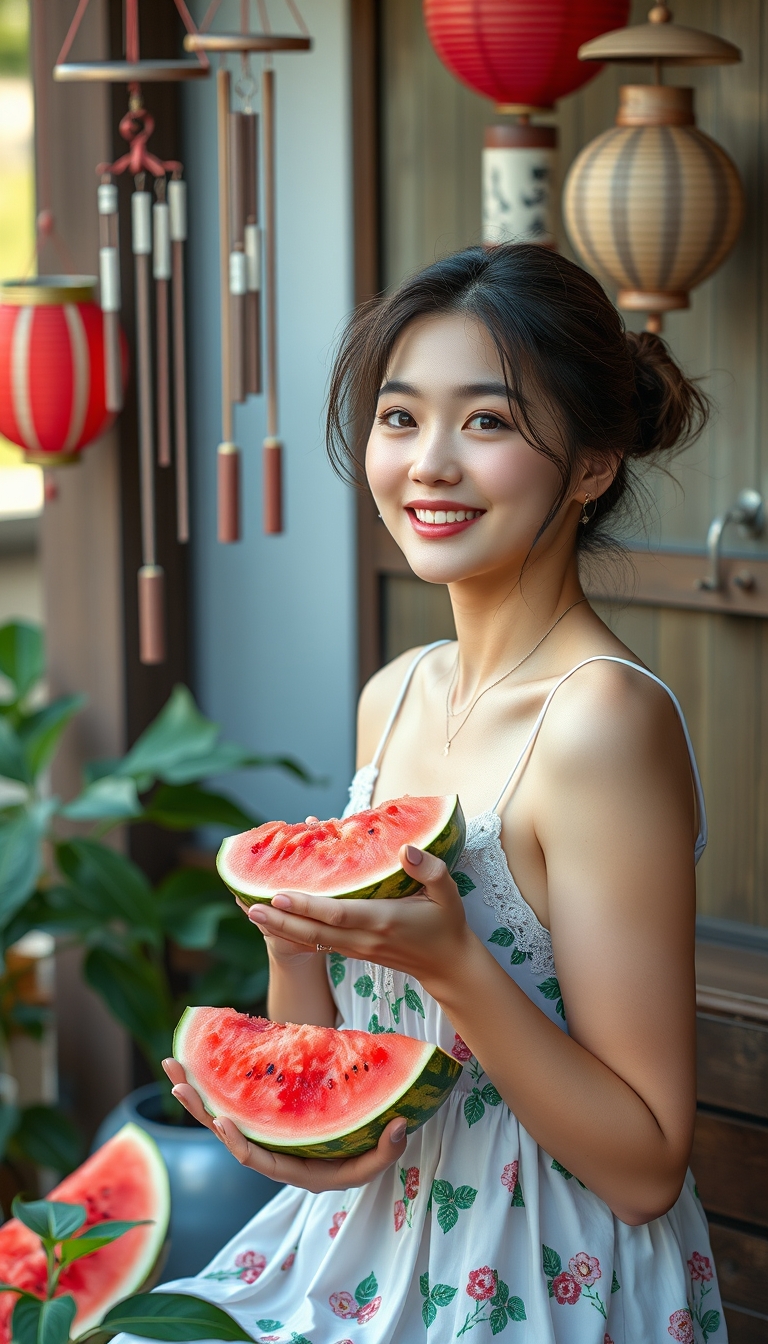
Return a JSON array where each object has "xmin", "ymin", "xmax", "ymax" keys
[{"xmin": 0, "ymin": 620, "xmax": 313, "ymax": 1275}]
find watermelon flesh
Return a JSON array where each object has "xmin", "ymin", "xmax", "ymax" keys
[
  {"xmin": 217, "ymin": 793, "xmax": 466, "ymax": 905},
  {"xmin": 0, "ymin": 1123, "xmax": 169, "ymax": 1344},
  {"xmin": 175, "ymin": 1007, "xmax": 462, "ymax": 1159}
]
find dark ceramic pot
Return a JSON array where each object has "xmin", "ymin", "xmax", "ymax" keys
[{"xmin": 94, "ymin": 1083, "xmax": 282, "ymax": 1280}]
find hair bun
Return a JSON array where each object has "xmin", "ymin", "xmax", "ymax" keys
[{"xmin": 626, "ymin": 329, "xmax": 709, "ymax": 459}]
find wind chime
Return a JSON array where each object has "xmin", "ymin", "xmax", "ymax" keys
[
  {"xmin": 423, "ymin": 0, "xmax": 630, "ymax": 248},
  {"xmin": 184, "ymin": 1, "xmax": 312, "ymax": 541},
  {"xmin": 563, "ymin": 5, "xmax": 744, "ymax": 332},
  {"xmin": 54, "ymin": 0, "xmax": 208, "ymax": 664}
]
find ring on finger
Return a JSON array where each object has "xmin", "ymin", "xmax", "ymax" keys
[{"xmin": 316, "ymin": 942, "xmax": 333, "ymax": 953}]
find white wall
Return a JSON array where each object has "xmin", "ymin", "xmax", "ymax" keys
[{"xmin": 182, "ymin": 0, "xmax": 357, "ymax": 825}]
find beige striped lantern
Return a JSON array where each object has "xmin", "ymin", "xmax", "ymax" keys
[{"xmin": 562, "ymin": 6, "xmax": 744, "ymax": 332}]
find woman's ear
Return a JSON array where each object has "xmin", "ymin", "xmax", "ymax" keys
[{"xmin": 574, "ymin": 452, "xmax": 621, "ymax": 507}]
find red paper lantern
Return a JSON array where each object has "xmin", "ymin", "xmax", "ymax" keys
[
  {"xmin": 423, "ymin": 0, "xmax": 631, "ymax": 110},
  {"xmin": 0, "ymin": 276, "xmax": 127, "ymax": 465}
]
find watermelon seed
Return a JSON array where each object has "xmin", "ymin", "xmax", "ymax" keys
[
  {"xmin": 266, "ymin": 1064, "xmax": 275, "ymax": 1074},
  {"xmin": 352, "ymin": 1065, "xmax": 358, "ymax": 1072},
  {"xmin": 328, "ymin": 1079, "xmax": 334, "ymax": 1088},
  {"xmin": 344, "ymin": 1072, "xmax": 349, "ymax": 1080},
  {"xmin": 364, "ymin": 1062, "xmax": 369, "ymax": 1071},
  {"xmin": 245, "ymin": 1070, "xmax": 253, "ymax": 1078},
  {"xmin": 277, "ymin": 1073, "xmax": 284, "ymax": 1082},
  {"xmin": 368, "ymin": 828, "xmax": 375, "ymax": 835}
]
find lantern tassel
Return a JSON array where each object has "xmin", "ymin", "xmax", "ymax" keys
[
  {"xmin": 153, "ymin": 180, "xmax": 172, "ymax": 467},
  {"xmin": 262, "ymin": 67, "xmax": 282, "ymax": 534},
  {"xmin": 133, "ymin": 181, "xmax": 166, "ymax": 663},
  {"xmin": 169, "ymin": 176, "xmax": 189, "ymax": 543},
  {"xmin": 97, "ymin": 179, "xmax": 123, "ymax": 412},
  {"xmin": 217, "ymin": 67, "xmax": 241, "ymax": 542},
  {"xmin": 243, "ymin": 109, "xmax": 261, "ymax": 395}
]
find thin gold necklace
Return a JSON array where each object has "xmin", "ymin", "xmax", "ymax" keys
[{"xmin": 443, "ymin": 598, "xmax": 587, "ymax": 756}]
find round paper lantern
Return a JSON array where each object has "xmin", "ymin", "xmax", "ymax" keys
[
  {"xmin": 0, "ymin": 276, "xmax": 126, "ymax": 465},
  {"xmin": 563, "ymin": 84, "xmax": 744, "ymax": 330},
  {"xmin": 423, "ymin": 0, "xmax": 630, "ymax": 111}
]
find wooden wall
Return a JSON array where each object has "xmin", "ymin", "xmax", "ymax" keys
[{"xmin": 377, "ymin": 0, "xmax": 768, "ymax": 933}]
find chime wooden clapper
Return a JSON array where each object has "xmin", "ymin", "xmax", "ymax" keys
[{"xmin": 54, "ymin": 0, "xmax": 208, "ymax": 664}]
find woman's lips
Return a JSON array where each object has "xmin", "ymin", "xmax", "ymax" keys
[{"xmin": 405, "ymin": 505, "xmax": 485, "ymax": 538}]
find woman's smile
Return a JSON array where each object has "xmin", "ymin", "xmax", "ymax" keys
[{"xmin": 406, "ymin": 498, "xmax": 486, "ymax": 537}]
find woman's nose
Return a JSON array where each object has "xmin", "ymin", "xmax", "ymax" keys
[{"xmin": 408, "ymin": 430, "xmax": 462, "ymax": 486}]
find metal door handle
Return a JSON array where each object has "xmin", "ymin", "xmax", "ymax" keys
[{"xmin": 697, "ymin": 489, "xmax": 764, "ymax": 592}]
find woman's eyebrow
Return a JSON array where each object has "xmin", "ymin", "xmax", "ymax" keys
[
  {"xmin": 378, "ymin": 379, "xmax": 418, "ymax": 397},
  {"xmin": 377, "ymin": 378, "xmax": 510, "ymax": 398}
]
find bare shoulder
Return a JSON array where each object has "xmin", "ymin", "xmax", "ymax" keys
[{"xmin": 355, "ymin": 646, "xmax": 427, "ymax": 768}]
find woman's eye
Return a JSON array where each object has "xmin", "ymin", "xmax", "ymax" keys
[
  {"xmin": 381, "ymin": 409, "xmax": 416, "ymax": 429},
  {"xmin": 467, "ymin": 412, "xmax": 505, "ymax": 432}
]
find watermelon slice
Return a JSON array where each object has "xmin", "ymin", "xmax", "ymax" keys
[
  {"xmin": 174, "ymin": 1007, "xmax": 462, "ymax": 1158},
  {"xmin": 0, "ymin": 1123, "xmax": 169, "ymax": 1344},
  {"xmin": 217, "ymin": 793, "xmax": 466, "ymax": 905}
]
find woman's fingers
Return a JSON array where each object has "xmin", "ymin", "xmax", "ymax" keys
[
  {"xmin": 162, "ymin": 1057, "xmax": 185, "ymax": 1087},
  {"xmin": 211, "ymin": 1115, "xmax": 409, "ymax": 1192},
  {"xmin": 169, "ymin": 1082, "xmax": 218, "ymax": 1133},
  {"xmin": 399, "ymin": 845, "xmax": 460, "ymax": 909}
]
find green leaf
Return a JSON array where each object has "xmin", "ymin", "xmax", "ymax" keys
[
  {"xmin": 537, "ymin": 977, "xmax": 562, "ymax": 1002},
  {"xmin": 12, "ymin": 1197, "xmax": 85, "ymax": 1241},
  {"xmin": 431, "ymin": 1180, "xmax": 453, "ymax": 1205},
  {"xmin": 18, "ymin": 697, "xmax": 85, "ymax": 781},
  {"xmin": 98, "ymin": 1293, "xmax": 254, "ymax": 1341},
  {"xmin": 12, "ymin": 1105, "xmax": 83, "ymax": 1174},
  {"xmin": 422, "ymin": 1300, "xmax": 437, "ymax": 1329},
  {"xmin": 506, "ymin": 1296, "xmax": 526, "ymax": 1322},
  {"xmin": 489, "ymin": 1306, "xmax": 508, "ymax": 1335},
  {"xmin": 142, "ymin": 784, "xmax": 259, "ymax": 833},
  {"xmin": 0, "ymin": 624, "xmax": 44, "ymax": 702},
  {"xmin": 481, "ymin": 1082, "xmax": 502, "ymax": 1106},
  {"xmin": 0, "ymin": 1100, "xmax": 20, "ymax": 1160},
  {"xmin": 354, "ymin": 974, "xmax": 374, "ymax": 998},
  {"xmin": 62, "ymin": 776, "xmax": 142, "ymax": 823},
  {"xmin": 453, "ymin": 1185, "xmax": 477, "ymax": 1210},
  {"xmin": 354, "ymin": 1272, "xmax": 377, "ymax": 1307},
  {"xmin": 57, "ymin": 840, "xmax": 160, "ymax": 944},
  {"xmin": 463, "ymin": 1090, "xmax": 485, "ymax": 1127},
  {"xmin": 404, "ymin": 984, "xmax": 425, "ymax": 1018},
  {"xmin": 489, "ymin": 927, "xmax": 514, "ymax": 947},
  {"xmin": 542, "ymin": 1245, "xmax": 562, "ymax": 1281},
  {"xmin": 117, "ymin": 687, "xmax": 220, "ymax": 783},
  {"xmin": 437, "ymin": 1203, "xmax": 458, "ymax": 1234},
  {"xmin": 206, "ymin": 915, "xmax": 268, "ymax": 972},
  {"xmin": 12, "ymin": 1294, "xmax": 76, "ymax": 1344},
  {"xmin": 453, "ymin": 871, "xmax": 475, "ymax": 898},
  {"xmin": 390, "ymin": 996, "xmax": 402, "ymax": 1025},
  {"xmin": 509, "ymin": 948, "xmax": 527, "ymax": 965},
  {"xmin": 551, "ymin": 1159, "xmax": 573, "ymax": 1180},
  {"xmin": 511, "ymin": 1182, "xmax": 525, "ymax": 1207},
  {"xmin": 84, "ymin": 947, "xmax": 173, "ymax": 1068},
  {"xmin": 0, "ymin": 802, "xmax": 53, "ymax": 931},
  {"xmin": 366, "ymin": 1013, "xmax": 394, "ymax": 1034},
  {"xmin": 611, "ymin": 1271, "xmax": 620, "ymax": 1294},
  {"xmin": 57, "ymin": 1220, "xmax": 149, "ymax": 1266},
  {"xmin": 492, "ymin": 1279, "xmax": 509, "ymax": 1308},
  {"xmin": 700, "ymin": 1311, "xmax": 720, "ymax": 1340},
  {"xmin": 0, "ymin": 719, "xmax": 30, "ymax": 784},
  {"xmin": 419, "ymin": 1273, "xmax": 430, "ymax": 1299},
  {"xmin": 255, "ymin": 1324, "xmax": 282, "ymax": 1334},
  {"xmin": 430, "ymin": 1285, "xmax": 457, "ymax": 1308},
  {"xmin": 329, "ymin": 953, "xmax": 346, "ymax": 986}
]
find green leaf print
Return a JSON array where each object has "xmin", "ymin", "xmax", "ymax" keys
[
  {"xmin": 453, "ymin": 870, "xmax": 476, "ymax": 898},
  {"xmin": 537, "ymin": 976, "xmax": 565, "ymax": 1019},
  {"xmin": 354, "ymin": 973, "xmax": 374, "ymax": 998},
  {"xmin": 355, "ymin": 1272, "xmax": 378, "ymax": 1307},
  {"xmin": 367, "ymin": 1013, "xmax": 395, "ymax": 1034},
  {"xmin": 509, "ymin": 947, "xmax": 527, "ymax": 965},
  {"xmin": 390, "ymin": 996, "xmax": 403, "ymax": 1024},
  {"xmin": 492, "ymin": 1280, "xmax": 509, "ymax": 1308},
  {"xmin": 611, "ymin": 1271, "xmax": 620, "ymax": 1294},
  {"xmin": 423, "ymin": 1299, "xmax": 437, "ymax": 1329},
  {"xmin": 329, "ymin": 952, "xmax": 346, "ymax": 986},
  {"xmin": 290, "ymin": 1335, "xmax": 312, "ymax": 1344},
  {"xmin": 481, "ymin": 1082, "xmax": 502, "ymax": 1106},
  {"xmin": 542, "ymin": 1245, "xmax": 562, "ymax": 1281},
  {"xmin": 420, "ymin": 1273, "xmax": 430, "ymax": 1299},
  {"xmin": 431, "ymin": 1285, "xmax": 458, "ymax": 1308},
  {"xmin": 489, "ymin": 927, "xmax": 515, "ymax": 947},
  {"xmin": 489, "ymin": 1306, "xmax": 508, "ymax": 1334},
  {"xmin": 700, "ymin": 1310, "xmax": 721, "ymax": 1340},
  {"xmin": 454, "ymin": 1185, "xmax": 477, "ymax": 1210},
  {"xmin": 432, "ymin": 1180, "xmax": 454, "ymax": 1204},
  {"xmin": 419, "ymin": 1275, "xmax": 457, "ymax": 1328},
  {"xmin": 463, "ymin": 1089, "xmax": 485, "ymax": 1127},
  {"xmin": 256, "ymin": 1323, "xmax": 283, "ymax": 1333},
  {"xmin": 437, "ymin": 1203, "xmax": 458, "ymax": 1234},
  {"xmin": 511, "ymin": 1182, "xmax": 525, "ymax": 1207},
  {"xmin": 431, "ymin": 1179, "xmax": 477, "ymax": 1233},
  {"xmin": 404, "ymin": 983, "xmax": 425, "ymax": 1017},
  {"xmin": 551, "ymin": 1158, "xmax": 586, "ymax": 1188},
  {"xmin": 506, "ymin": 1298, "xmax": 526, "ymax": 1323}
]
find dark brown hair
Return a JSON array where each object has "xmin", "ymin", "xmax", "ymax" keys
[{"xmin": 326, "ymin": 243, "xmax": 709, "ymax": 549}]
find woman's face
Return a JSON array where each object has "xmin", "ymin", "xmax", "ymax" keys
[{"xmin": 365, "ymin": 312, "xmax": 583, "ymax": 588}]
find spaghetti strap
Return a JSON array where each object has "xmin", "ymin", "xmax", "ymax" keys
[
  {"xmin": 492, "ymin": 655, "xmax": 708, "ymax": 863},
  {"xmin": 371, "ymin": 640, "xmax": 451, "ymax": 768}
]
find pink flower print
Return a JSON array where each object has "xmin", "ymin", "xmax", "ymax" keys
[
  {"xmin": 687, "ymin": 1251, "xmax": 713, "ymax": 1283},
  {"xmin": 280, "ymin": 1252, "xmax": 295, "ymax": 1271},
  {"xmin": 394, "ymin": 1199, "xmax": 406, "ymax": 1231},
  {"xmin": 404, "ymin": 1166, "xmax": 420, "ymax": 1199},
  {"xmin": 552, "ymin": 1272, "xmax": 582, "ymax": 1305},
  {"xmin": 452, "ymin": 1033, "xmax": 472, "ymax": 1063},
  {"xmin": 234, "ymin": 1250, "xmax": 266, "ymax": 1283},
  {"xmin": 668, "ymin": 1309, "xmax": 694, "ymax": 1343},
  {"xmin": 330, "ymin": 1291, "xmax": 358, "ymax": 1320},
  {"xmin": 501, "ymin": 1160, "xmax": 519, "ymax": 1193},
  {"xmin": 329, "ymin": 1210, "xmax": 347, "ymax": 1238},
  {"xmin": 568, "ymin": 1252, "xmax": 601, "ymax": 1287},
  {"xmin": 356, "ymin": 1295, "xmax": 382, "ymax": 1324},
  {"xmin": 466, "ymin": 1267, "xmax": 497, "ymax": 1301},
  {"xmin": 604, "ymin": 1336, "xmax": 615, "ymax": 1344}
]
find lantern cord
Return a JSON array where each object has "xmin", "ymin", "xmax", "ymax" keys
[{"xmin": 29, "ymin": 0, "xmax": 77, "ymax": 276}]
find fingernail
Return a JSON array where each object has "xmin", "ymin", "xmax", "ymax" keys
[
  {"xmin": 162, "ymin": 1058, "xmax": 173, "ymax": 1071},
  {"xmin": 271, "ymin": 893, "xmax": 291, "ymax": 909},
  {"xmin": 391, "ymin": 1119, "xmax": 407, "ymax": 1143},
  {"xmin": 249, "ymin": 906, "xmax": 268, "ymax": 923},
  {"xmin": 406, "ymin": 845, "xmax": 423, "ymax": 865},
  {"xmin": 171, "ymin": 1086, "xmax": 182, "ymax": 1098},
  {"xmin": 212, "ymin": 1118, "xmax": 224, "ymax": 1135}
]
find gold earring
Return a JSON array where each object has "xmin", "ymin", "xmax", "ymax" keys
[{"xmin": 580, "ymin": 493, "xmax": 592, "ymax": 525}]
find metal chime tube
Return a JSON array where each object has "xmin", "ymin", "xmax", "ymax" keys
[
  {"xmin": 243, "ymin": 109, "xmax": 262, "ymax": 395},
  {"xmin": 132, "ymin": 184, "xmax": 165, "ymax": 664},
  {"xmin": 153, "ymin": 181, "xmax": 172, "ymax": 467},
  {"xmin": 229, "ymin": 110, "xmax": 247, "ymax": 404},
  {"xmin": 217, "ymin": 67, "xmax": 240, "ymax": 543},
  {"xmin": 262, "ymin": 67, "xmax": 282, "ymax": 534},
  {"xmin": 98, "ymin": 180, "xmax": 123, "ymax": 412},
  {"xmin": 169, "ymin": 176, "xmax": 189, "ymax": 544}
]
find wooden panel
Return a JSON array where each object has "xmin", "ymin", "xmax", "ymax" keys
[
  {"xmin": 587, "ymin": 551, "xmax": 768, "ymax": 619},
  {"xmin": 382, "ymin": 573, "xmax": 455, "ymax": 663},
  {"xmin": 691, "ymin": 1112, "xmax": 768, "ymax": 1228},
  {"xmin": 697, "ymin": 1014, "xmax": 768, "ymax": 1118},
  {"xmin": 709, "ymin": 1223, "xmax": 768, "ymax": 1316},
  {"xmin": 723, "ymin": 1306, "xmax": 768, "ymax": 1344}
]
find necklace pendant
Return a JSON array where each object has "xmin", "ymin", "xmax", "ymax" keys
[{"xmin": 443, "ymin": 741, "xmax": 451, "ymax": 756}]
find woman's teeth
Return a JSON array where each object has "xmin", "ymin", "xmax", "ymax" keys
[{"xmin": 413, "ymin": 508, "xmax": 479, "ymax": 524}]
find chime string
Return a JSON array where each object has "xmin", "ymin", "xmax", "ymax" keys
[
  {"xmin": 200, "ymin": 0, "xmax": 227, "ymax": 33},
  {"xmin": 217, "ymin": 66, "xmax": 233, "ymax": 445},
  {"xmin": 29, "ymin": 0, "xmax": 77, "ymax": 276}
]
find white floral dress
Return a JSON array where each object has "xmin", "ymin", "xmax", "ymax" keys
[{"xmin": 157, "ymin": 646, "xmax": 726, "ymax": 1344}]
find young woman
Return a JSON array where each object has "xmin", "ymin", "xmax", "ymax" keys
[{"xmin": 163, "ymin": 245, "xmax": 724, "ymax": 1343}]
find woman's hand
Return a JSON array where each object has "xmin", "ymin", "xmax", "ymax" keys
[
  {"xmin": 161, "ymin": 1059, "xmax": 408, "ymax": 1193},
  {"xmin": 244, "ymin": 844, "xmax": 473, "ymax": 992},
  {"xmin": 235, "ymin": 817, "xmax": 326, "ymax": 967}
]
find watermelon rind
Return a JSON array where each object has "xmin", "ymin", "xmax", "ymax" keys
[
  {"xmin": 217, "ymin": 794, "xmax": 466, "ymax": 906},
  {"xmin": 174, "ymin": 1009, "xmax": 463, "ymax": 1159}
]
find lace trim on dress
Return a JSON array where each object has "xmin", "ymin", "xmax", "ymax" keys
[
  {"xmin": 460, "ymin": 812, "xmax": 555, "ymax": 976},
  {"xmin": 344, "ymin": 763, "xmax": 379, "ymax": 820}
]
